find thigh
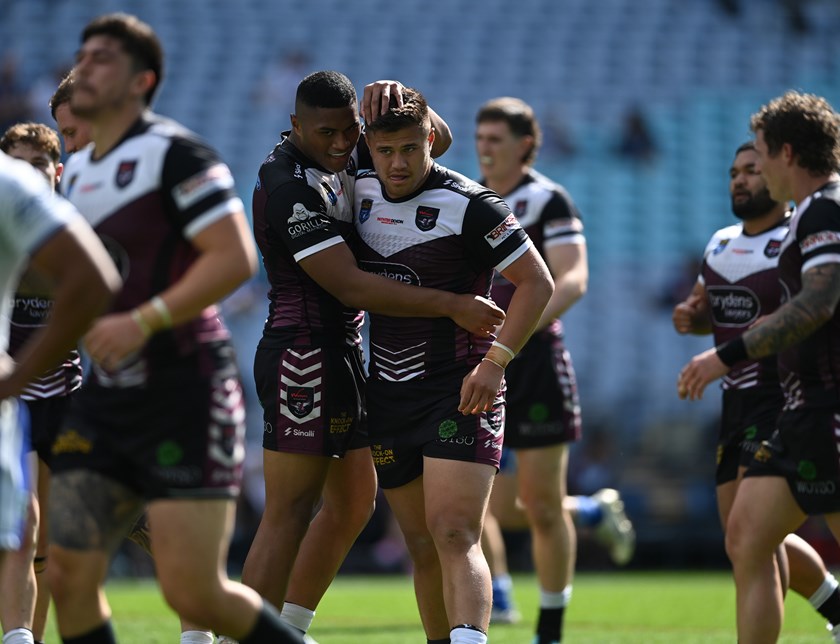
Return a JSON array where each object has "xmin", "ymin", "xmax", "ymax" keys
[
  {"xmin": 147, "ymin": 498, "xmax": 235, "ymax": 585},
  {"xmin": 728, "ymin": 475, "xmax": 805, "ymax": 552},
  {"xmin": 261, "ymin": 448, "xmax": 331, "ymax": 519},
  {"xmin": 424, "ymin": 457, "xmax": 496, "ymax": 531},
  {"xmin": 515, "ymin": 444, "xmax": 568, "ymax": 505},
  {"xmin": 49, "ymin": 469, "xmax": 144, "ymax": 553},
  {"xmin": 322, "ymin": 446, "xmax": 377, "ymax": 509}
]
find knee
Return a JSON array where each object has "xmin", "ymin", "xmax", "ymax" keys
[
  {"xmin": 159, "ymin": 579, "xmax": 219, "ymax": 624},
  {"xmin": 321, "ymin": 493, "xmax": 376, "ymax": 534},
  {"xmin": 725, "ymin": 512, "xmax": 757, "ymax": 568},
  {"xmin": 402, "ymin": 530, "xmax": 439, "ymax": 565},
  {"xmin": 428, "ymin": 518, "xmax": 481, "ymax": 555},
  {"xmin": 519, "ymin": 494, "xmax": 563, "ymax": 533}
]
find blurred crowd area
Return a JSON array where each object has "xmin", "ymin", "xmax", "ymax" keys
[{"xmin": 4, "ymin": 0, "xmax": 840, "ymax": 572}]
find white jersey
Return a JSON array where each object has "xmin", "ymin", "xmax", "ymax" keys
[{"xmin": 0, "ymin": 151, "xmax": 79, "ymax": 355}]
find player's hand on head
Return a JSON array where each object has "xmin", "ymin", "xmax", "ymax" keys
[
  {"xmin": 451, "ymin": 294, "xmax": 505, "ymax": 336},
  {"xmin": 361, "ymin": 80, "xmax": 404, "ymax": 125}
]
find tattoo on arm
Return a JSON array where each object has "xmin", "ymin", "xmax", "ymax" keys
[{"xmin": 745, "ymin": 263, "xmax": 840, "ymax": 359}]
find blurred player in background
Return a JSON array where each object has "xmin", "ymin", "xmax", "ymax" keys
[
  {"xmin": 45, "ymin": 13, "xmax": 302, "ymax": 643},
  {"xmin": 0, "ymin": 147, "xmax": 119, "ymax": 644},
  {"xmin": 475, "ymin": 97, "xmax": 634, "ymax": 643},
  {"xmin": 674, "ymin": 140, "xmax": 840, "ymax": 641},
  {"xmin": 678, "ymin": 91, "xmax": 840, "ymax": 643}
]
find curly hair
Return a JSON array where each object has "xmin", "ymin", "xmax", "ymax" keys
[
  {"xmin": 0, "ymin": 122, "xmax": 61, "ymax": 163},
  {"xmin": 750, "ymin": 91, "xmax": 840, "ymax": 176}
]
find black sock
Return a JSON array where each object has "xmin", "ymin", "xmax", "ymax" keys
[
  {"xmin": 239, "ymin": 603, "xmax": 304, "ymax": 644},
  {"xmin": 817, "ymin": 587, "xmax": 840, "ymax": 626},
  {"xmin": 536, "ymin": 606, "xmax": 565, "ymax": 643},
  {"xmin": 428, "ymin": 639, "xmax": 451, "ymax": 644},
  {"xmin": 61, "ymin": 621, "xmax": 116, "ymax": 644}
]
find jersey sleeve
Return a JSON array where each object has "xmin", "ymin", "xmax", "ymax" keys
[
  {"xmin": 462, "ymin": 192, "xmax": 532, "ymax": 272},
  {"xmin": 797, "ymin": 199, "xmax": 840, "ymax": 273},
  {"xmin": 161, "ymin": 135, "xmax": 245, "ymax": 239},
  {"xmin": 265, "ymin": 181, "xmax": 346, "ymax": 263},
  {"xmin": 542, "ymin": 189, "xmax": 584, "ymax": 250},
  {"xmin": 0, "ymin": 166, "xmax": 78, "ymax": 257}
]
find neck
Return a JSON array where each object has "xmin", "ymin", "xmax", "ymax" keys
[
  {"xmin": 485, "ymin": 166, "xmax": 528, "ymax": 197},
  {"xmin": 91, "ymin": 104, "xmax": 145, "ymax": 159},
  {"xmin": 742, "ymin": 204, "xmax": 788, "ymax": 235},
  {"xmin": 793, "ymin": 172, "xmax": 840, "ymax": 206}
]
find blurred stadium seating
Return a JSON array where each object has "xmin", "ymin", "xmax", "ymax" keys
[{"xmin": 5, "ymin": 0, "xmax": 840, "ymax": 565}]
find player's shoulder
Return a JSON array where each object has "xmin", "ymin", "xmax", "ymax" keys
[{"xmin": 431, "ymin": 165, "xmax": 488, "ymax": 199}]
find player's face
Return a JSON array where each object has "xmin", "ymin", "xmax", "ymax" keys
[
  {"xmin": 475, "ymin": 120, "xmax": 530, "ymax": 183},
  {"xmin": 291, "ymin": 103, "xmax": 361, "ymax": 174},
  {"xmin": 54, "ymin": 102, "xmax": 92, "ymax": 154},
  {"xmin": 366, "ymin": 124, "xmax": 434, "ymax": 199},
  {"xmin": 72, "ymin": 35, "xmax": 150, "ymax": 120},
  {"xmin": 729, "ymin": 148, "xmax": 777, "ymax": 220},
  {"xmin": 6, "ymin": 142, "xmax": 61, "ymax": 191},
  {"xmin": 754, "ymin": 129, "xmax": 792, "ymax": 203}
]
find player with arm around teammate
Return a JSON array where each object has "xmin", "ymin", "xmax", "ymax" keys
[{"xmin": 237, "ymin": 70, "xmax": 502, "ymax": 642}]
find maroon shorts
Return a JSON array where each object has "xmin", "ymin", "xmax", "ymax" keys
[
  {"xmin": 51, "ymin": 360, "xmax": 246, "ymax": 500},
  {"xmin": 255, "ymin": 343, "xmax": 367, "ymax": 457},
  {"xmin": 503, "ymin": 331, "xmax": 581, "ymax": 449},
  {"xmin": 367, "ymin": 376, "xmax": 504, "ymax": 489}
]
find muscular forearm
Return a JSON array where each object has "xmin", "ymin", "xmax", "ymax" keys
[
  {"xmin": 743, "ymin": 297, "xmax": 833, "ymax": 360},
  {"xmin": 496, "ymin": 279, "xmax": 553, "ymax": 354},
  {"xmin": 535, "ymin": 277, "xmax": 585, "ymax": 330}
]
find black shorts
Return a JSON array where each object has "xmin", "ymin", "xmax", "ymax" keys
[
  {"xmin": 503, "ymin": 332, "xmax": 581, "ymax": 449},
  {"xmin": 367, "ymin": 377, "xmax": 504, "ymax": 489},
  {"xmin": 744, "ymin": 406, "xmax": 840, "ymax": 515},
  {"xmin": 51, "ymin": 368, "xmax": 246, "ymax": 500},
  {"xmin": 716, "ymin": 386, "xmax": 782, "ymax": 485},
  {"xmin": 24, "ymin": 395, "xmax": 72, "ymax": 467},
  {"xmin": 254, "ymin": 343, "xmax": 367, "ymax": 457}
]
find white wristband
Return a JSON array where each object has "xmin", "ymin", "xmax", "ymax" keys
[
  {"xmin": 491, "ymin": 340, "xmax": 516, "ymax": 361},
  {"xmin": 150, "ymin": 295, "xmax": 173, "ymax": 328}
]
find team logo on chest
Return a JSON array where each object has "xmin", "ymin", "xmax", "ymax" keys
[
  {"xmin": 514, "ymin": 200, "xmax": 528, "ymax": 218},
  {"xmin": 287, "ymin": 386, "xmax": 314, "ymax": 419},
  {"xmin": 416, "ymin": 205, "xmax": 440, "ymax": 231},
  {"xmin": 359, "ymin": 198, "xmax": 373, "ymax": 224},
  {"xmin": 764, "ymin": 239, "xmax": 782, "ymax": 258},
  {"xmin": 116, "ymin": 160, "xmax": 138, "ymax": 188}
]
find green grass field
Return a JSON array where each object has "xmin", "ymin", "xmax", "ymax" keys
[{"xmin": 41, "ymin": 571, "xmax": 832, "ymax": 643}]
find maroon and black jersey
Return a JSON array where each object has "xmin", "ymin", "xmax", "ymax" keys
[
  {"xmin": 252, "ymin": 134, "xmax": 366, "ymax": 348},
  {"xmin": 354, "ymin": 164, "xmax": 532, "ymax": 381},
  {"xmin": 700, "ymin": 218, "xmax": 789, "ymax": 391},
  {"xmin": 9, "ymin": 275, "xmax": 81, "ymax": 400},
  {"xmin": 777, "ymin": 181, "xmax": 840, "ymax": 410},
  {"xmin": 488, "ymin": 169, "xmax": 583, "ymax": 339},
  {"xmin": 61, "ymin": 113, "xmax": 243, "ymax": 388}
]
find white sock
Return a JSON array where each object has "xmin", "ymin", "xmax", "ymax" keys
[
  {"xmin": 449, "ymin": 626, "xmax": 487, "ymax": 644},
  {"xmin": 179, "ymin": 631, "xmax": 214, "ymax": 644},
  {"xmin": 831, "ymin": 623, "xmax": 840, "ymax": 643},
  {"xmin": 810, "ymin": 573, "xmax": 840, "ymax": 608},
  {"xmin": 540, "ymin": 584, "xmax": 573, "ymax": 609},
  {"xmin": 281, "ymin": 601, "xmax": 315, "ymax": 633},
  {"xmin": 2, "ymin": 629, "xmax": 35, "ymax": 644}
]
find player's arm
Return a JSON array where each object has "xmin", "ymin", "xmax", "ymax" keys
[
  {"xmin": 534, "ymin": 240, "xmax": 588, "ymax": 330},
  {"xmin": 678, "ymin": 262, "xmax": 840, "ymax": 400},
  {"xmin": 1, "ymin": 217, "xmax": 120, "ymax": 397},
  {"xmin": 460, "ymin": 246, "xmax": 554, "ymax": 414},
  {"xmin": 672, "ymin": 280, "xmax": 712, "ymax": 335},
  {"xmin": 361, "ymin": 80, "xmax": 452, "ymax": 157},
  {"xmin": 300, "ymin": 243, "xmax": 504, "ymax": 335}
]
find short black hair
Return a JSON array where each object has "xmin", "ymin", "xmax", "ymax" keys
[
  {"xmin": 82, "ymin": 13, "xmax": 163, "ymax": 106},
  {"xmin": 735, "ymin": 140, "xmax": 756, "ymax": 156},
  {"xmin": 295, "ymin": 71, "xmax": 357, "ymax": 111},
  {"xmin": 365, "ymin": 86, "xmax": 428, "ymax": 135}
]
